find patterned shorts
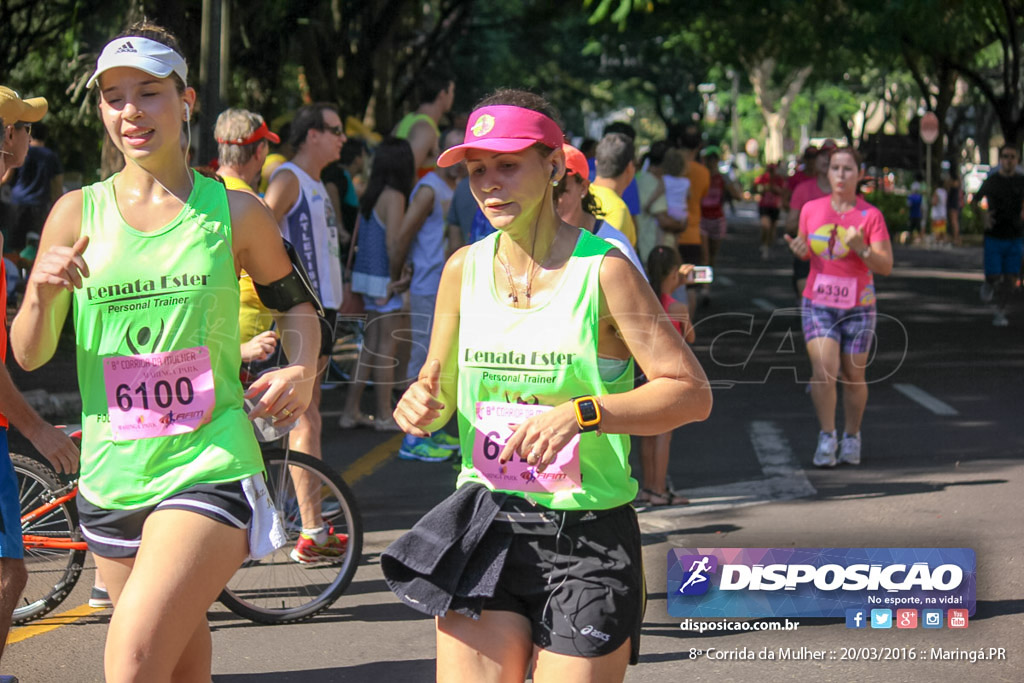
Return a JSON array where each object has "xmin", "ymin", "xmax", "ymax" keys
[
  {"xmin": 801, "ymin": 298, "xmax": 877, "ymax": 354},
  {"xmin": 700, "ymin": 216, "xmax": 727, "ymax": 240}
]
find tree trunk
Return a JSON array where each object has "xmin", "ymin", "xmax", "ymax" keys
[{"xmin": 747, "ymin": 58, "xmax": 813, "ymax": 163}]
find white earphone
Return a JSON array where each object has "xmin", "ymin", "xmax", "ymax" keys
[{"xmin": 184, "ymin": 103, "xmax": 190, "ymax": 121}]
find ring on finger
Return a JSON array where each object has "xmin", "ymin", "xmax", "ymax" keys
[{"xmin": 280, "ymin": 408, "xmax": 292, "ymax": 418}]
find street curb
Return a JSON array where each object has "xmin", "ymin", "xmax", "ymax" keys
[{"xmin": 21, "ymin": 389, "xmax": 82, "ymax": 421}]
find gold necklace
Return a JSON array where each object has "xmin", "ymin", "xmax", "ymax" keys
[{"xmin": 497, "ymin": 226, "xmax": 561, "ymax": 307}]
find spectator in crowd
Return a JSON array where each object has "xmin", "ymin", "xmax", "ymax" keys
[
  {"xmin": 0, "ymin": 89, "xmax": 79, "ymax": 670},
  {"xmin": 635, "ymin": 245, "xmax": 694, "ymax": 507},
  {"xmin": 392, "ymin": 130, "xmax": 466, "ymax": 461},
  {"xmin": 264, "ymin": 103, "xmax": 348, "ymax": 561},
  {"xmin": 341, "ymin": 138, "xmax": 416, "ymax": 430},
  {"xmin": 555, "ymin": 142, "xmax": 643, "ymax": 272},
  {"xmin": 6, "ymin": 121, "xmax": 63, "ymax": 252},
  {"xmin": 699, "ymin": 145, "xmax": 742, "ymax": 296},
  {"xmin": 323, "ymin": 137, "xmax": 367, "ymax": 242},
  {"xmin": 904, "ymin": 174, "xmax": 924, "ymax": 244},
  {"xmin": 394, "ymin": 67, "xmax": 455, "ymax": 177},
  {"xmin": 590, "ymin": 132, "xmax": 637, "ymax": 247},
  {"xmin": 668, "ymin": 125, "xmax": 709, "ymax": 320}
]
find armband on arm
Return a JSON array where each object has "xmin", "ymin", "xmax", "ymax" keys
[{"xmin": 253, "ymin": 239, "xmax": 325, "ymax": 316}]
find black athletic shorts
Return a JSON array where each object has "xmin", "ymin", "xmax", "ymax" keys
[
  {"xmin": 759, "ymin": 206, "xmax": 781, "ymax": 222},
  {"xmin": 78, "ymin": 480, "xmax": 252, "ymax": 558},
  {"xmin": 319, "ymin": 308, "xmax": 338, "ymax": 357},
  {"xmin": 484, "ymin": 498, "xmax": 645, "ymax": 664}
]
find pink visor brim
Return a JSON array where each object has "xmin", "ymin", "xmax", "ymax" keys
[{"xmin": 437, "ymin": 138, "xmax": 539, "ymax": 167}]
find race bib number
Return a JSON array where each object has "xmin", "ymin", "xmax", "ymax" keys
[
  {"xmin": 472, "ymin": 401, "xmax": 582, "ymax": 493},
  {"xmin": 103, "ymin": 346, "xmax": 215, "ymax": 441},
  {"xmin": 812, "ymin": 273, "xmax": 857, "ymax": 309}
]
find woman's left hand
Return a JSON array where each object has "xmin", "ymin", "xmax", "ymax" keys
[
  {"xmin": 844, "ymin": 226, "xmax": 867, "ymax": 253},
  {"xmin": 499, "ymin": 403, "xmax": 580, "ymax": 472},
  {"xmin": 244, "ymin": 364, "xmax": 313, "ymax": 429}
]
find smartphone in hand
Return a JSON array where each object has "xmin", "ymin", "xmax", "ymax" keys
[{"xmin": 687, "ymin": 266, "xmax": 714, "ymax": 284}]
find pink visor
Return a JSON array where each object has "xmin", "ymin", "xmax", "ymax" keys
[{"xmin": 437, "ymin": 105, "xmax": 564, "ymax": 167}]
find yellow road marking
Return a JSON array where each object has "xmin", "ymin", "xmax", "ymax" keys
[
  {"xmin": 10, "ymin": 435, "xmax": 403, "ymax": 645},
  {"xmin": 8, "ymin": 603, "xmax": 103, "ymax": 644},
  {"xmin": 341, "ymin": 434, "xmax": 402, "ymax": 484}
]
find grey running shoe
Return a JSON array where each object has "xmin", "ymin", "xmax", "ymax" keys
[
  {"xmin": 838, "ymin": 434, "xmax": 862, "ymax": 465},
  {"xmin": 993, "ymin": 311, "xmax": 1009, "ymax": 327},
  {"xmin": 812, "ymin": 431, "xmax": 838, "ymax": 468}
]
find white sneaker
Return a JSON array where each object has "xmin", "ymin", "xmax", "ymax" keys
[
  {"xmin": 993, "ymin": 311, "xmax": 1009, "ymax": 327},
  {"xmin": 980, "ymin": 282, "xmax": 994, "ymax": 303},
  {"xmin": 812, "ymin": 431, "xmax": 838, "ymax": 468},
  {"xmin": 838, "ymin": 433, "xmax": 861, "ymax": 465}
]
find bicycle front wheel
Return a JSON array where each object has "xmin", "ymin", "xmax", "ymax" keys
[
  {"xmin": 11, "ymin": 453, "xmax": 85, "ymax": 625},
  {"xmin": 219, "ymin": 449, "xmax": 362, "ymax": 624}
]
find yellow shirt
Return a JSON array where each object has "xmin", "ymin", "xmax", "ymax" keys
[
  {"xmin": 222, "ymin": 174, "xmax": 275, "ymax": 341},
  {"xmin": 590, "ymin": 184, "xmax": 637, "ymax": 247},
  {"xmin": 679, "ymin": 160, "xmax": 710, "ymax": 246}
]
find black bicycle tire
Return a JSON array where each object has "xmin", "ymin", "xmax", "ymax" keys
[
  {"xmin": 218, "ymin": 449, "xmax": 362, "ymax": 624},
  {"xmin": 10, "ymin": 453, "xmax": 85, "ymax": 625}
]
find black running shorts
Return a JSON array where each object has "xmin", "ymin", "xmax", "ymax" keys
[
  {"xmin": 78, "ymin": 480, "xmax": 252, "ymax": 558},
  {"xmin": 484, "ymin": 501, "xmax": 645, "ymax": 664}
]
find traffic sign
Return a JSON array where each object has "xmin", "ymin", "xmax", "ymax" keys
[{"xmin": 920, "ymin": 112, "xmax": 940, "ymax": 144}]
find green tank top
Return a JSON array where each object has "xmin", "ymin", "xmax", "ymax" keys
[
  {"xmin": 74, "ymin": 172, "xmax": 263, "ymax": 509},
  {"xmin": 394, "ymin": 113, "xmax": 440, "ymax": 171},
  {"xmin": 455, "ymin": 230, "xmax": 637, "ymax": 510},
  {"xmin": 394, "ymin": 112, "xmax": 440, "ymax": 140}
]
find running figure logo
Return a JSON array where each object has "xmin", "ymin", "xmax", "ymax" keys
[{"xmin": 677, "ymin": 554, "xmax": 718, "ymax": 596}]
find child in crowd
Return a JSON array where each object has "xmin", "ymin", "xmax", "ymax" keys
[
  {"xmin": 661, "ymin": 148, "xmax": 690, "ymax": 223},
  {"xmin": 635, "ymin": 246, "xmax": 695, "ymax": 507}
]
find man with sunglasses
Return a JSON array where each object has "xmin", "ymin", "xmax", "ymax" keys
[
  {"xmin": 973, "ymin": 143, "xmax": 1024, "ymax": 327},
  {"xmin": 1, "ymin": 87, "xmax": 48, "ymax": 255},
  {"xmin": 0, "ymin": 88, "xmax": 78, "ymax": 675},
  {"xmin": 264, "ymin": 103, "xmax": 350, "ymax": 563}
]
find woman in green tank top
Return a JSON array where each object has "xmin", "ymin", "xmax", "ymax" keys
[
  {"xmin": 10, "ymin": 22, "xmax": 320, "ymax": 682},
  {"xmin": 388, "ymin": 90, "xmax": 712, "ymax": 681}
]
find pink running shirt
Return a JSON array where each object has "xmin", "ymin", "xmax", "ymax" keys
[{"xmin": 799, "ymin": 196, "xmax": 889, "ymax": 309}]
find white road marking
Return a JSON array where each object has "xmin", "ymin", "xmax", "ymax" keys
[
  {"xmin": 716, "ymin": 275, "xmax": 735, "ymax": 287},
  {"xmin": 639, "ymin": 421, "xmax": 816, "ymax": 527},
  {"xmin": 893, "ymin": 383, "xmax": 959, "ymax": 416},
  {"xmin": 752, "ymin": 297, "xmax": 776, "ymax": 311}
]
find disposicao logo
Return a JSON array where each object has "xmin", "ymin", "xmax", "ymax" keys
[
  {"xmin": 667, "ymin": 548, "xmax": 976, "ymax": 619},
  {"xmin": 677, "ymin": 555, "xmax": 718, "ymax": 596}
]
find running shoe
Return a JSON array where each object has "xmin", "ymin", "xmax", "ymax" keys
[
  {"xmin": 429, "ymin": 431, "xmax": 461, "ymax": 450},
  {"xmin": 838, "ymin": 433, "xmax": 862, "ymax": 466},
  {"xmin": 89, "ymin": 587, "xmax": 113, "ymax": 608},
  {"xmin": 398, "ymin": 437, "xmax": 454, "ymax": 462},
  {"xmin": 290, "ymin": 528, "xmax": 348, "ymax": 564},
  {"xmin": 980, "ymin": 281, "xmax": 994, "ymax": 303},
  {"xmin": 993, "ymin": 311, "xmax": 1009, "ymax": 327},
  {"xmin": 812, "ymin": 431, "xmax": 838, "ymax": 468}
]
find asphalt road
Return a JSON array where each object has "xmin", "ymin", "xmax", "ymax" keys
[{"xmin": 5, "ymin": 205, "xmax": 1022, "ymax": 682}]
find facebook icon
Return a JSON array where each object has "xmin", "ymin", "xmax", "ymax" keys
[{"xmin": 845, "ymin": 608, "xmax": 867, "ymax": 629}]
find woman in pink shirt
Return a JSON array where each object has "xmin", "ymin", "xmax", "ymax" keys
[{"xmin": 785, "ymin": 147, "xmax": 893, "ymax": 468}]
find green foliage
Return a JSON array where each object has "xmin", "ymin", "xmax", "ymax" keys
[{"xmin": 864, "ymin": 192, "xmax": 909, "ymax": 232}]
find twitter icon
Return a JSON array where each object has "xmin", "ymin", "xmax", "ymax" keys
[{"xmin": 870, "ymin": 609, "xmax": 892, "ymax": 629}]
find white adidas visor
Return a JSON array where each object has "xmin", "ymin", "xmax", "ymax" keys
[{"xmin": 87, "ymin": 36, "xmax": 188, "ymax": 89}]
